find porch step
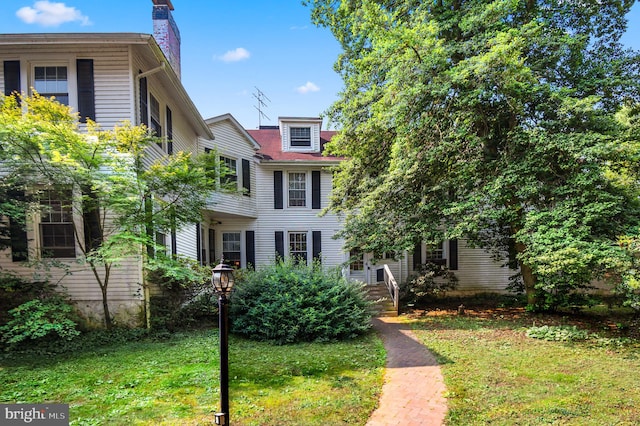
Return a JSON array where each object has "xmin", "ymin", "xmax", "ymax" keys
[{"xmin": 366, "ymin": 283, "xmax": 398, "ymax": 317}]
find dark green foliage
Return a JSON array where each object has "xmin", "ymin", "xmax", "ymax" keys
[
  {"xmin": 145, "ymin": 255, "xmax": 216, "ymax": 329},
  {"xmin": 0, "ymin": 294, "xmax": 80, "ymax": 351},
  {"xmin": 0, "ymin": 273, "xmax": 51, "ymax": 326},
  {"xmin": 230, "ymin": 259, "xmax": 372, "ymax": 344},
  {"xmin": 401, "ymin": 262, "xmax": 458, "ymax": 306},
  {"xmin": 306, "ymin": 0, "xmax": 640, "ymax": 310}
]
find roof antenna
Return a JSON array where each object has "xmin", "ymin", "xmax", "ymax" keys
[{"xmin": 252, "ymin": 87, "xmax": 271, "ymax": 128}]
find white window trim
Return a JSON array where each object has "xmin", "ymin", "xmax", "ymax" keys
[
  {"xmin": 219, "ymin": 156, "xmax": 239, "ymax": 189},
  {"xmin": 288, "ymin": 230, "xmax": 309, "ymax": 263},
  {"xmin": 221, "ymin": 230, "xmax": 242, "ymax": 268},
  {"xmin": 287, "ymin": 171, "xmax": 308, "ymax": 208},
  {"xmin": 25, "ymin": 56, "xmax": 78, "ymax": 113},
  {"xmin": 30, "ymin": 186, "xmax": 83, "ymax": 260}
]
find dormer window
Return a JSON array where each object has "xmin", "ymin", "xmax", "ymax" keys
[{"xmin": 290, "ymin": 127, "xmax": 311, "ymax": 147}]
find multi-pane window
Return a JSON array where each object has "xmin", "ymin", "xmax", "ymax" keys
[
  {"xmin": 34, "ymin": 66, "xmax": 68, "ymax": 105},
  {"xmin": 424, "ymin": 241, "xmax": 446, "ymax": 266},
  {"xmin": 350, "ymin": 249, "xmax": 364, "ymax": 271},
  {"xmin": 289, "ymin": 232, "xmax": 307, "ymax": 264},
  {"xmin": 288, "ymin": 172, "xmax": 306, "ymax": 207},
  {"xmin": 150, "ymin": 94, "xmax": 162, "ymax": 145},
  {"xmin": 221, "ymin": 157, "xmax": 237, "ymax": 185},
  {"xmin": 290, "ymin": 127, "xmax": 311, "ymax": 147},
  {"xmin": 222, "ymin": 232, "xmax": 241, "ymax": 268},
  {"xmin": 40, "ymin": 189, "xmax": 75, "ymax": 258}
]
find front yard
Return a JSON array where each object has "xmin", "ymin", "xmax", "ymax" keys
[
  {"xmin": 410, "ymin": 303, "xmax": 640, "ymax": 425},
  {"xmin": 0, "ymin": 331, "xmax": 385, "ymax": 425},
  {"xmin": 2, "ymin": 301, "xmax": 639, "ymax": 425}
]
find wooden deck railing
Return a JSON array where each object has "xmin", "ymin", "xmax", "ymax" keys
[{"xmin": 382, "ymin": 264, "xmax": 400, "ymax": 316}]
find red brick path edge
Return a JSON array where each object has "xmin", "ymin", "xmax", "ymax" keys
[{"xmin": 366, "ymin": 317, "xmax": 448, "ymax": 426}]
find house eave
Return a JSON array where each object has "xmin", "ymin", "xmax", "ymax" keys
[{"xmin": 0, "ymin": 33, "xmax": 213, "ymax": 140}]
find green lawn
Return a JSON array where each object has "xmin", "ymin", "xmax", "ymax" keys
[
  {"xmin": 4, "ymin": 308, "xmax": 638, "ymax": 425},
  {"xmin": 410, "ymin": 309, "xmax": 640, "ymax": 426},
  {"xmin": 0, "ymin": 330, "xmax": 385, "ymax": 425}
]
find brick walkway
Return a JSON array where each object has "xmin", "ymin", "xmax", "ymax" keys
[{"xmin": 366, "ymin": 317, "xmax": 448, "ymax": 426}]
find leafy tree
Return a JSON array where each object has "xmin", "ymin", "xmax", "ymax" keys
[
  {"xmin": 306, "ymin": 0, "xmax": 640, "ymax": 308},
  {"xmin": 0, "ymin": 93, "xmax": 221, "ymax": 328}
]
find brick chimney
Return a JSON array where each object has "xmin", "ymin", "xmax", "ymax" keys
[{"xmin": 152, "ymin": 0, "xmax": 181, "ymax": 79}]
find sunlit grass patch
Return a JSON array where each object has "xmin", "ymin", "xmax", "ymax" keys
[{"xmin": 0, "ymin": 330, "xmax": 384, "ymax": 425}]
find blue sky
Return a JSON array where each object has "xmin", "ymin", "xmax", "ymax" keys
[{"xmin": 1, "ymin": 1, "xmax": 639, "ymax": 130}]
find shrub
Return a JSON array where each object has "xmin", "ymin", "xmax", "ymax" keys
[
  {"xmin": 145, "ymin": 254, "xmax": 216, "ymax": 329},
  {"xmin": 0, "ymin": 272, "xmax": 52, "ymax": 326},
  {"xmin": 0, "ymin": 295, "xmax": 80, "ymax": 351},
  {"xmin": 401, "ymin": 262, "xmax": 458, "ymax": 306},
  {"xmin": 230, "ymin": 258, "xmax": 372, "ymax": 344}
]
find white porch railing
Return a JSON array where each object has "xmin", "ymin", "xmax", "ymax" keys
[{"xmin": 382, "ymin": 264, "xmax": 400, "ymax": 316}]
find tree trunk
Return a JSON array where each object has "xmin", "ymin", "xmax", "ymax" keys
[
  {"xmin": 515, "ymin": 241, "xmax": 537, "ymax": 306},
  {"xmin": 101, "ymin": 284, "xmax": 112, "ymax": 329}
]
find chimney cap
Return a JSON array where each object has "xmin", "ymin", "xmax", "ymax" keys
[{"xmin": 152, "ymin": 0, "xmax": 174, "ymax": 10}]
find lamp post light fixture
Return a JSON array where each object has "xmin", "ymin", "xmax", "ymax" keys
[{"xmin": 212, "ymin": 260, "xmax": 235, "ymax": 426}]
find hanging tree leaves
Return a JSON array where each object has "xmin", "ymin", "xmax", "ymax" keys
[{"xmin": 306, "ymin": 0, "xmax": 640, "ymax": 308}]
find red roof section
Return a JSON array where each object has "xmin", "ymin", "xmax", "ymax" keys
[{"xmin": 247, "ymin": 128, "xmax": 341, "ymax": 162}]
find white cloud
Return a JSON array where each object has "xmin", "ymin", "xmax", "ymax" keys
[
  {"xmin": 296, "ymin": 81, "xmax": 320, "ymax": 94},
  {"xmin": 16, "ymin": 1, "xmax": 91, "ymax": 27},
  {"xmin": 290, "ymin": 25, "xmax": 308, "ymax": 31},
  {"xmin": 216, "ymin": 47, "xmax": 251, "ymax": 63}
]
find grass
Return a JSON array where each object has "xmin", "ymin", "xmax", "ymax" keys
[
  {"xmin": 409, "ymin": 307, "xmax": 640, "ymax": 425},
  {"xmin": 0, "ymin": 330, "xmax": 385, "ymax": 425}
]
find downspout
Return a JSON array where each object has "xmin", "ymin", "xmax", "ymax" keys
[
  {"xmin": 135, "ymin": 62, "xmax": 164, "ymax": 329},
  {"xmin": 136, "ymin": 62, "xmax": 166, "ymax": 80}
]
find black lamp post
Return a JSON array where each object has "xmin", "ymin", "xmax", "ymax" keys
[{"xmin": 212, "ymin": 260, "xmax": 235, "ymax": 426}]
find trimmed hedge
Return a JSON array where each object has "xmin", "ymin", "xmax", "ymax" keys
[{"xmin": 230, "ymin": 259, "xmax": 372, "ymax": 344}]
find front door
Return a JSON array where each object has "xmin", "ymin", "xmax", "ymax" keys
[{"xmin": 349, "ymin": 250, "xmax": 376, "ymax": 284}]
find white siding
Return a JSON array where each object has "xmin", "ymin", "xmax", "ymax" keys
[
  {"xmin": 253, "ymin": 164, "xmax": 345, "ymax": 269},
  {"xmin": 175, "ymin": 223, "xmax": 198, "ymax": 260},
  {"xmin": 92, "ymin": 46, "xmax": 134, "ymax": 127},
  {"xmin": 1, "ymin": 45, "xmax": 134, "ymax": 129},
  {"xmin": 407, "ymin": 239, "xmax": 515, "ymax": 293},
  {"xmin": 1, "ymin": 40, "xmax": 211, "ymax": 326},
  {"xmin": 204, "ymin": 119, "xmax": 258, "ymax": 218}
]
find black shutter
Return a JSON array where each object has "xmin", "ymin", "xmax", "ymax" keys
[
  {"xmin": 312, "ymin": 231, "xmax": 321, "ymax": 262},
  {"xmin": 274, "ymin": 171, "xmax": 283, "ymax": 209},
  {"xmin": 171, "ymin": 228, "xmax": 177, "ymax": 257},
  {"xmin": 275, "ymin": 231, "xmax": 284, "ymax": 260},
  {"xmin": 196, "ymin": 223, "xmax": 202, "ymax": 263},
  {"xmin": 139, "ymin": 75, "xmax": 149, "ymax": 126},
  {"xmin": 81, "ymin": 186, "xmax": 102, "ymax": 252},
  {"xmin": 8, "ymin": 190, "xmax": 28, "ymax": 262},
  {"xmin": 166, "ymin": 106, "xmax": 173, "ymax": 154},
  {"xmin": 413, "ymin": 241, "xmax": 422, "ymax": 270},
  {"xmin": 76, "ymin": 59, "xmax": 95, "ymax": 122},
  {"xmin": 9, "ymin": 217, "xmax": 28, "ymax": 262},
  {"xmin": 449, "ymin": 239, "xmax": 458, "ymax": 270},
  {"xmin": 3, "ymin": 61, "xmax": 21, "ymax": 96},
  {"xmin": 208, "ymin": 229, "xmax": 215, "ymax": 264},
  {"xmin": 246, "ymin": 230, "xmax": 255, "ymax": 269},
  {"xmin": 242, "ymin": 159, "xmax": 251, "ymax": 195},
  {"xmin": 312, "ymin": 171, "xmax": 321, "ymax": 209}
]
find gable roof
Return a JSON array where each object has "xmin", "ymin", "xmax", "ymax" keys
[
  {"xmin": 205, "ymin": 113, "xmax": 261, "ymax": 151},
  {"xmin": 247, "ymin": 128, "xmax": 340, "ymax": 163}
]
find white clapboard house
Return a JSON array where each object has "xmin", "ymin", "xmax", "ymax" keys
[{"xmin": 0, "ymin": 0, "xmax": 515, "ymax": 327}]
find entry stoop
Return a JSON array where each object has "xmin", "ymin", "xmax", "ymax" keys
[{"xmin": 366, "ymin": 283, "xmax": 398, "ymax": 317}]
